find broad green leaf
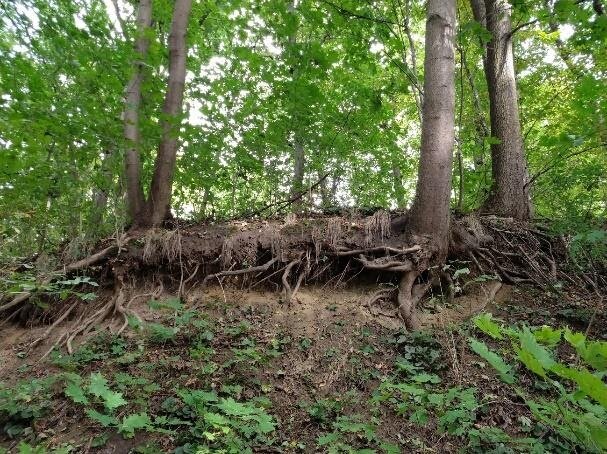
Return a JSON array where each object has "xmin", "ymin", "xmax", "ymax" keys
[
  {"xmin": 85, "ymin": 408, "xmax": 118, "ymax": 427},
  {"xmin": 473, "ymin": 313, "xmax": 504, "ymax": 340},
  {"xmin": 517, "ymin": 327, "xmax": 556, "ymax": 369},
  {"xmin": 87, "ymin": 372, "xmax": 110, "ymax": 398},
  {"xmin": 516, "ymin": 346, "xmax": 547, "ymax": 378},
  {"xmin": 65, "ymin": 382, "xmax": 88, "ymax": 404},
  {"xmin": 552, "ymin": 365, "xmax": 607, "ymax": 408},
  {"xmin": 469, "ymin": 338, "xmax": 515, "ymax": 384},
  {"xmin": 533, "ymin": 326, "xmax": 562, "ymax": 347},
  {"xmin": 119, "ymin": 412, "xmax": 153, "ymax": 438},
  {"xmin": 102, "ymin": 391, "xmax": 127, "ymax": 411}
]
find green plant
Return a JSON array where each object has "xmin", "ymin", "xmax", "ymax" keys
[
  {"xmin": 176, "ymin": 389, "xmax": 276, "ymax": 453},
  {"xmin": 0, "ymin": 376, "xmax": 59, "ymax": 437},
  {"xmin": 467, "ymin": 314, "xmax": 607, "ymax": 452}
]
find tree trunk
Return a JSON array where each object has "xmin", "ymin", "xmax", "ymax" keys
[
  {"xmin": 408, "ymin": 0, "xmax": 456, "ymax": 257},
  {"xmin": 287, "ymin": 0, "xmax": 306, "ymax": 213},
  {"xmin": 290, "ymin": 137, "xmax": 306, "ymax": 210},
  {"xmin": 392, "ymin": 166, "xmax": 407, "ymax": 209},
  {"xmin": 124, "ymin": 0, "xmax": 151, "ymax": 222},
  {"xmin": 479, "ymin": 0, "xmax": 532, "ymax": 220},
  {"xmin": 146, "ymin": 0, "xmax": 193, "ymax": 226}
]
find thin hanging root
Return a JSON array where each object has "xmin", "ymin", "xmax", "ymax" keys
[
  {"xmin": 179, "ymin": 263, "xmax": 200, "ymax": 296},
  {"xmin": 281, "ymin": 259, "xmax": 301, "ymax": 305},
  {"xmin": 30, "ymin": 301, "xmax": 78, "ymax": 349},
  {"xmin": 290, "ymin": 265, "xmax": 308, "ymax": 303},
  {"xmin": 202, "ymin": 258, "xmax": 278, "ymax": 287},
  {"xmin": 467, "ymin": 250, "xmax": 484, "ymax": 273},
  {"xmin": 250, "ymin": 264, "xmax": 287, "ymax": 289},
  {"xmin": 39, "ymin": 310, "xmax": 87, "ymax": 361}
]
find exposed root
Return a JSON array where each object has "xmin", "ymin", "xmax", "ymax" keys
[
  {"xmin": 357, "ymin": 254, "xmax": 413, "ymax": 272},
  {"xmin": 335, "ymin": 245, "xmax": 421, "ymax": 257},
  {"xmin": 282, "ymin": 258, "xmax": 302, "ymax": 305},
  {"xmin": 30, "ymin": 300, "xmax": 78, "ymax": 349},
  {"xmin": 397, "ymin": 270, "xmax": 430, "ymax": 331},
  {"xmin": 364, "ymin": 286, "xmax": 398, "ymax": 317},
  {"xmin": 202, "ymin": 258, "xmax": 278, "ymax": 287}
]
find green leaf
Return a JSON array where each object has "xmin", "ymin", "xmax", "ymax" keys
[
  {"xmin": 118, "ymin": 412, "xmax": 153, "ymax": 438},
  {"xmin": 533, "ymin": 326, "xmax": 562, "ymax": 347},
  {"xmin": 469, "ymin": 338, "xmax": 515, "ymax": 384},
  {"xmin": 65, "ymin": 382, "xmax": 88, "ymax": 405},
  {"xmin": 85, "ymin": 408, "xmax": 118, "ymax": 427},
  {"xmin": 102, "ymin": 391, "xmax": 127, "ymax": 411},
  {"xmin": 552, "ymin": 364, "xmax": 607, "ymax": 408},
  {"xmin": 87, "ymin": 372, "xmax": 110, "ymax": 398},
  {"xmin": 515, "ymin": 346, "xmax": 547, "ymax": 378},
  {"xmin": 517, "ymin": 327, "xmax": 556, "ymax": 370},
  {"xmin": 216, "ymin": 397, "xmax": 257, "ymax": 416},
  {"xmin": 473, "ymin": 313, "xmax": 504, "ymax": 340}
]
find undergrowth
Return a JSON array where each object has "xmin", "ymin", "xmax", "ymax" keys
[{"xmin": 1, "ymin": 295, "xmax": 606, "ymax": 453}]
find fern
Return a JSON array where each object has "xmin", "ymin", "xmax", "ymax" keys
[
  {"xmin": 468, "ymin": 338, "xmax": 515, "ymax": 384},
  {"xmin": 472, "ymin": 313, "xmax": 504, "ymax": 340}
]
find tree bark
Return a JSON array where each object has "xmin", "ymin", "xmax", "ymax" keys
[
  {"xmin": 408, "ymin": 0, "xmax": 456, "ymax": 257},
  {"xmin": 287, "ymin": 0, "xmax": 306, "ymax": 213},
  {"xmin": 124, "ymin": 0, "xmax": 151, "ymax": 222},
  {"xmin": 146, "ymin": 0, "xmax": 193, "ymax": 226},
  {"xmin": 479, "ymin": 0, "xmax": 533, "ymax": 220}
]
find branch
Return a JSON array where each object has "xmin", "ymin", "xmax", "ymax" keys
[
  {"xmin": 318, "ymin": 0, "xmax": 397, "ymax": 26},
  {"xmin": 241, "ymin": 172, "xmax": 331, "ymax": 219},
  {"xmin": 110, "ymin": 0, "xmax": 130, "ymax": 40},
  {"xmin": 526, "ymin": 143, "xmax": 607, "ymax": 187}
]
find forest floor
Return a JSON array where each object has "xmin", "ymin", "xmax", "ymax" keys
[{"xmin": 0, "ymin": 279, "xmax": 605, "ymax": 453}]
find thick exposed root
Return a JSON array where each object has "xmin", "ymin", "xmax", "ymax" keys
[
  {"xmin": 397, "ymin": 270, "xmax": 431, "ymax": 331},
  {"xmin": 282, "ymin": 258, "xmax": 302, "ymax": 304}
]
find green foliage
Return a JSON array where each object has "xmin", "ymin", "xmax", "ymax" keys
[
  {"xmin": 0, "ymin": 376, "xmax": 58, "ymax": 437},
  {"xmin": 467, "ymin": 314, "xmax": 607, "ymax": 452},
  {"xmin": 468, "ymin": 338, "xmax": 516, "ymax": 384},
  {"xmin": 472, "ymin": 313, "xmax": 504, "ymax": 340},
  {"xmin": 176, "ymin": 388, "xmax": 277, "ymax": 452}
]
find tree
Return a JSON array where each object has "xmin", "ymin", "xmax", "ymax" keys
[
  {"xmin": 402, "ymin": 0, "xmax": 457, "ymax": 329},
  {"xmin": 408, "ymin": 0, "xmax": 457, "ymax": 255},
  {"xmin": 124, "ymin": 0, "xmax": 193, "ymax": 227},
  {"xmin": 472, "ymin": 0, "xmax": 533, "ymax": 220}
]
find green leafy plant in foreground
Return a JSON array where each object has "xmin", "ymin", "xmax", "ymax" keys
[
  {"xmin": 176, "ymin": 388, "xmax": 276, "ymax": 453},
  {"xmin": 469, "ymin": 313, "xmax": 607, "ymax": 452}
]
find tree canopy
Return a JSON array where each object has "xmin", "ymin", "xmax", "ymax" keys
[{"xmin": 0, "ymin": 0, "xmax": 605, "ymax": 259}]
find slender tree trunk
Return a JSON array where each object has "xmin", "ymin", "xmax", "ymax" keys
[
  {"xmin": 146, "ymin": 0, "xmax": 193, "ymax": 226},
  {"xmin": 462, "ymin": 51, "xmax": 489, "ymax": 167},
  {"xmin": 477, "ymin": 0, "xmax": 532, "ymax": 220},
  {"xmin": 287, "ymin": 0, "xmax": 306, "ymax": 212},
  {"xmin": 408, "ymin": 0, "xmax": 457, "ymax": 256},
  {"xmin": 124, "ymin": 0, "xmax": 151, "ymax": 222},
  {"xmin": 392, "ymin": 165, "xmax": 407, "ymax": 209}
]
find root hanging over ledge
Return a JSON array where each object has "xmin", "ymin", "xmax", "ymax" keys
[{"xmin": 1, "ymin": 212, "xmax": 582, "ymax": 353}]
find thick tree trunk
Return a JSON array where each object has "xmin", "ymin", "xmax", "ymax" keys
[
  {"xmin": 146, "ymin": 0, "xmax": 193, "ymax": 226},
  {"xmin": 408, "ymin": 0, "xmax": 457, "ymax": 257},
  {"xmin": 124, "ymin": 0, "xmax": 151, "ymax": 222},
  {"xmin": 479, "ymin": 0, "xmax": 532, "ymax": 220}
]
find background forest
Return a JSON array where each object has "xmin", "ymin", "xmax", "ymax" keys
[
  {"xmin": 1, "ymin": 1, "xmax": 607, "ymax": 453},
  {"xmin": 1, "ymin": 0, "xmax": 605, "ymax": 259}
]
